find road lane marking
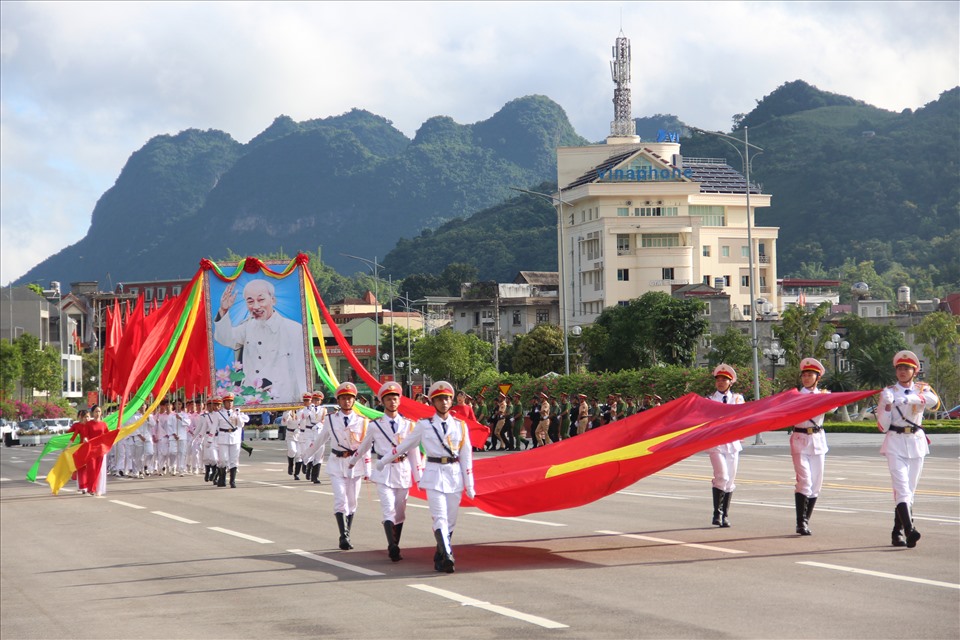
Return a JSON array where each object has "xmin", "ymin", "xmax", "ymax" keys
[
  {"xmin": 617, "ymin": 491, "xmax": 688, "ymax": 500},
  {"xmin": 409, "ymin": 584, "xmax": 568, "ymax": 629},
  {"xmin": 798, "ymin": 561, "xmax": 960, "ymax": 590},
  {"xmin": 0, "ymin": 477, "xmax": 10, "ymax": 482},
  {"xmin": 597, "ymin": 530, "xmax": 748, "ymax": 554},
  {"xmin": 208, "ymin": 527, "xmax": 273, "ymax": 544},
  {"xmin": 250, "ymin": 480, "xmax": 296, "ymax": 489},
  {"xmin": 110, "ymin": 500, "xmax": 146, "ymax": 510},
  {"xmin": 152, "ymin": 511, "xmax": 199, "ymax": 524},
  {"xmin": 468, "ymin": 512, "xmax": 566, "ymax": 527},
  {"xmin": 306, "ymin": 490, "xmax": 334, "ymax": 496},
  {"xmin": 288, "ymin": 549, "xmax": 384, "ymax": 576}
]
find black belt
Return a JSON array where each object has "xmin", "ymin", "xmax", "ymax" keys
[
  {"xmin": 219, "ymin": 428, "xmax": 237, "ymax": 433},
  {"xmin": 427, "ymin": 456, "xmax": 458, "ymax": 464},
  {"xmin": 889, "ymin": 426, "xmax": 921, "ymax": 434},
  {"xmin": 332, "ymin": 449, "xmax": 354, "ymax": 458},
  {"xmin": 793, "ymin": 427, "xmax": 822, "ymax": 434},
  {"xmin": 377, "ymin": 453, "xmax": 407, "ymax": 463}
]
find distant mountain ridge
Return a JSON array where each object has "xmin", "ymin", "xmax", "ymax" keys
[{"xmin": 16, "ymin": 82, "xmax": 960, "ymax": 300}]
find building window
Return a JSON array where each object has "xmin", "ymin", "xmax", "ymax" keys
[
  {"xmin": 635, "ymin": 206, "xmax": 679, "ymax": 217},
  {"xmin": 617, "ymin": 207, "xmax": 629, "ymax": 217},
  {"xmin": 144, "ymin": 288, "xmax": 153, "ymax": 301},
  {"xmin": 662, "ymin": 268, "xmax": 675, "ymax": 280},
  {"xmin": 618, "ymin": 300, "xmax": 630, "ymax": 307},
  {"xmin": 156, "ymin": 288, "xmax": 166, "ymax": 302},
  {"xmin": 617, "ymin": 269, "xmax": 629, "ymax": 281},
  {"xmin": 741, "ymin": 275, "xmax": 750, "ymax": 287},
  {"xmin": 536, "ymin": 309, "xmax": 549, "ymax": 324},
  {"xmin": 171, "ymin": 286, "xmax": 182, "ymax": 297},
  {"xmin": 460, "ymin": 312, "xmax": 466, "ymax": 317},
  {"xmin": 743, "ymin": 304, "xmax": 751, "ymax": 316},
  {"xmin": 702, "ymin": 245, "xmax": 711, "ymax": 257},
  {"xmin": 641, "ymin": 233, "xmax": 680, "ymax": 248},
  {"xmin": 725, "ymin": 275, "xmax": 732, "ymax": 286},
  {"xmin": 128, "ymin": 287, "xmax": 138, "ymax": 295},
  {"xmin": 581, "ymin": 210, "xmax": 586, "ymax": 223},
  {"xmin": 759, "ymin": 276, "xmax": 767, "ymax": 289},
  {"xmin": 702, "ymin": 302, "xmax": 712, "ymax": 316},
  {"xmin": 616, "ymin": 234, "xmax": 631, "ymax": 254},
  {"xmin": 722, "ymin": 246, "xmax": 730, "ymax": 257},
  {"xmin": 741, "ymin": 246, "xmax": 750, "ymax": 258},
  {"xmin": 569, "ymin": 213, "xmax": 574, "ymax": 225},
  {"xmin": 513, "ymin": 310, "xmax": 521, "ymax": 326},
  {"xmin": 703, "ymin": 275, "xmax": 710, "ymax": 285},
  {"xmin": 689, "ymin": 205, "xmax": 725, "ymax": 226}
]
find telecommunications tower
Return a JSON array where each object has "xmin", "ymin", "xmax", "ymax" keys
[{"xmin": 609, "ymin": 31, "xmax": 637, "ymax": 138}]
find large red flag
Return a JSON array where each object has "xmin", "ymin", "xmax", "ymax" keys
[
  {"xmin": 438, "ymin": 388, "xmax": 877, "ymax": 517},
  {"xmin": 101, "ymin": 299, "xmax": 123, "ymax": 399},
  {"xmin": 111, "ymin": 291, "xmax": 146, "ymax": 400}
]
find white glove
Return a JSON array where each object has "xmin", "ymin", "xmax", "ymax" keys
[
  {"xmin": 904, "ymin": 394, "xmax": 925, "ymax": 406},
  {"xmin": 465, "ymin": 486, "xmax": 476, "ymax": 499},
  {"xmin": 375, "ymin": 459, "xmax": 386, "ymax": 472}
]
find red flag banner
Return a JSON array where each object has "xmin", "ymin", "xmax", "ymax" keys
[{"xmin": 425, "ymin": 388, "xmax": 877, "ymax": 517}]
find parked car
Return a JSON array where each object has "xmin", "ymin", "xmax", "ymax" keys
[
  {"xmin": 41, "ymin": 418, "xmax": 73, "ymax": 434},
  {"xmin": 1, "ymin": 419, "xmax": 19, "ymax": 446},
  {"xmin": 15, "ymin": 419, "xmax": 46, "ymax": 434}
]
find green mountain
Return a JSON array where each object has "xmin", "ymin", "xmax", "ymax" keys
[
  {"xmin": 16, "ymin": 96, "xmax": 588, "ymax": 288},
  {"xmin": 385, "ymin": 81, "xmax": 959, "ymax": 299}
]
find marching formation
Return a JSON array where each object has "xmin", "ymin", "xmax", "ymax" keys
[{"xmin": 74, "ymin": 350, "xmax": 939, "ymax": 573}]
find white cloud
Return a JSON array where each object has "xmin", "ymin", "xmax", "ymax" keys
[{"xmin": 2, "ymin": 0, "xmax": 957, "ymax": 284}]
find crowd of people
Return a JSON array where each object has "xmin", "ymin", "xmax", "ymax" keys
[{"xmin": 67, "ymin": 349, "xmax": 938, "ymax": 570}]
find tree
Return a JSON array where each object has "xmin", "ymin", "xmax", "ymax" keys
[
  {"xmin": 0, "ymin": 339, "xmax": 23, "ymax": 398},
  {"xmin": 412, "ymin": 329, "xmax": 495, "ymax": 389},
  {"xmin": 16, "ymin": 334, "xmax": 61, "ymax": 399},
  {"xmin": 773, "ymin": 301, "xmax": 832, "ymax": 368},
  {"xmin": 911, "ymin": 311, "xmax": 960, "ymax": 405},
  {"xmin": 839, "ymin": 260, "xmax": 894, "ymax": 304},
  {"xmin": 511, "ymin": 324, "xmax": 564, "ymax": 377},
  {"xmin": 707, "ymin": 327, "xmax": 753, "ymax": 368},
  {"xmin": 378, "ymin": 324, "xmax": 424, "ymax": 377},
  {"xmin": 585, "ymin": 292, "xmax": 707, "ymax": 371}
]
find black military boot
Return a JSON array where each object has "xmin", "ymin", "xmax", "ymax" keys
[
  {"xmin": 394, "ymin": 522, "xmax": 404, "ymax": 545},
  {"xmin": 229, "ymin": 467, "xmax": 237, "ymax": 488},
  {"xmin": 383, "ymin": 520, "xmax": 401, "ymax": 561},
  {"xmin": 720, "ymin": 492, "xmax": 733, "ymax": 527},
  {"xmin": 287, "ymin": 457, "xmax": 294, "ymax": 476},
  {"xmin": 303, "ymin": 461, "xmax": 313, "ymax": 480},
  {"xmin": 891, "ymin": 508, "xmax": 907, "ymax": 547},
  {"xmin": 203, "ymin": 465, "xmax": 211, "ymax": 482},
  {"xmin": 433, "ymin": 530, "xmax": 443, "ymax": 571},
  {"xmin": 896, "ymin": 502, "xmax": 921, "ymax": 548},
  {"xmin": 805, "ymin": 496, "xmax": 817, "ymax": 534},
  {"xmin": 433, "ymin": 529, "xmax": 454, "ymax": 573},
  {"xmin": 795, "ymin": 493, "xmax": 811, "ymax": 535},
  {"xmin": 344, "ymin": 513, "xmax": 355, "ymax": 549},
  {"xmin": 712, "ymin": 487, "xmax": 724, "ymax": 526},
  {"xmin": 217, "ymin": 466, "xmax": 227, "ymax": 487},
  {"xmin": 293, "ymin": 461, "xmax": 302, "ymax": 481},
  {"xmin": 335, "ymin": 513, "xmax": 352, "ymax": 550},
  {"xmin": 312, "ymin": 463, "xmax": 322, "ymax": 484}
]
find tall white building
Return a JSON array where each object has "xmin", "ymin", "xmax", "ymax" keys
[{"xmin": 556, "ymin": 33, "xmax": 778, "ymax": 329}]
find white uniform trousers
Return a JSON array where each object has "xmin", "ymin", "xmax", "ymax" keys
[
  {"xmin": 376, "ymin": 483, "xmax": 409, "ymax": 524},
  {"xmin": 792, "ymin": 450, "xmax": 825, "ymax": 498},
  {"xmin": 131, "ymin": 440, "xmax": 145, "ymax": 475},
  {"xmin": 885, "ymin": 453, "xmax": 924, "ymax": 505},
  {"xmin": 218, "ymin": 442, "xmax": 240, "ymax": 470},
  {"xmin": 709, "ymin": 450, "xmax": 739, "ymax": 492},
  {"xmin": 286, "ymin": 436, "xmax": 302, "ymax": 460},
  {"xmin": 157, "ymin": 438, "xmax": 170, "ymax": 471},
  {"xmin": 143, "ymin": 439, "xmax": 156, "ymax": 473},
  {"xmin": 203, "ymin": 439, "xmax": 218, "ymax": 465},
  {"xmin": 329, "ymin": 474, "xmax": 362, "ymax": 515},
  {"xmin": 427, "ymin": 489, "xmax": 461, "ymax": 554}
]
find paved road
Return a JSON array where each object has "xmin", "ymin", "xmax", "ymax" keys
[{"xmin": 2, "ymin": 432, "xmax": 958, "ymax": 639}]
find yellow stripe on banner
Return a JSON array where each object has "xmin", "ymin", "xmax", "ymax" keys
[
  {"xmin": 544, "ymin": 424, "xmax": 704, "ymax": 479},
  {"xmin": 306, "ymin": 287, "xmax": 339, "ymax": 387},
  {"xmin": 47, "ymin": 278, "xmax": 204, "ymax": 495}
]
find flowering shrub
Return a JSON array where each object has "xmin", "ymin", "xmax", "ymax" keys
[{"xmin": 14, "ymin": 401, "xmax": 32, "ymax": 420}]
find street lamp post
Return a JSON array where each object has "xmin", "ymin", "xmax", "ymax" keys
[
  {"xmin": 42, "ymin": 282, "xmax": 64, "ymax": 396},
  {"xmin": 341, "ymin": 253, "xmax": 383, "ymax": 378},
  {"xmin": 825, "ymin": 333, "xmax": 849, "ymax": 373},
  {"xmin": 762, "ymin": 338, "xmax": 786, "ymax": 384},
  {"xmin": 509, "ymin": 186, "xmax": 575, "ymax": 375},
  {"xmin": 691, "ymin": 127, "xmax": 764, "ymax": 404}
]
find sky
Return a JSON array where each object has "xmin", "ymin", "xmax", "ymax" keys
[{"xmin": 1, "ymin": 1, "xmax": 957, "ymax": 285}]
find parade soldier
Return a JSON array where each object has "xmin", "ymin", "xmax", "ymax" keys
[
  {"xmin": 511, "ymin": 393, "xmax": 526, "ymax": 449},
  {"xmin": 377, "ymin": 381, "xmax": 475, "ymax": 574},
  {"xmin": 202, "ymin": 398, "xmax": 220, "ymax": 482},
  {"xmin": 876, "ymin": 350, "xmax": 940, "ymax": 548},
  {"xmin": 287, "ymin": 393, "xmax": 312, "ymax": 480},
  {"xmin": 349, "ymin": 382, "xmax": 423, "ymax": 561},
  {"xmin": 790, "ymin": 358, "xmax": 831, "ymax": 535},
  {"xmin": 307, "ymin": 382, "xmax": 369, "ymax": 550},
  {"xmin": 172, "ymin": 399, "xmax": 192, "ymax": 477},
  {"xmin": 707, "ymin": 364, "xmax": 745, "ymax": 527},
  {"xmin": 213, "ymin": 393, "xmax": 249, "ymax": 488},
  {"xmin": 303, "ymin": 392, "xmax": 328, "ymax": 484}
]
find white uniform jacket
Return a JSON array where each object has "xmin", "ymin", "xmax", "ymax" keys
[
  {"xmin": 790, "ymin": 387, "xmax": 830, "ymax": 456},
  {"xmin": 311, "ymin": 411, "xmax": 368, "ymax": 479},
  {"xmin": 877, "ymin": 381, "xmax": 939, "ymax": 458},
  {"xmin": 213, "ymin": 409, "xmax": 249, "ymax": 445},
  {"xmin": 352, "ymin": 414, "xmax": 423, "ymax": 489},
  {"xmin": 707, "ymin": 390, "xmax": 745, "ymax": 454},
  {"xmin": 172, "ymin": 411, "xmax": 191, "ymax": 443},
  {"xmin": 383, "ymin": 414, "xmax": 474, "ymax": 495}
]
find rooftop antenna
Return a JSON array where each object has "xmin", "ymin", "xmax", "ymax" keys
[{"xmin": 609, "ymin": 30, "xmax": 636, "ymax": 138}]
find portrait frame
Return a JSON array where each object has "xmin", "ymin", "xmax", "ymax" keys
[{"xmin": 203, "ymin": 261, "xmax": 312, "ymax": 411}]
